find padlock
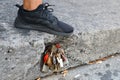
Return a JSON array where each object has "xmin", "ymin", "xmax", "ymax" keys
[
  {"xmin": 42, "ymin": 63, "xmax": 49, "ymax": 73},
  {"xmin": 59, "ymin": 58, "xmax": 64, "ymax": 67},
  {"xmin": 55, "ymin": 43, "xmax": 61, "ymax": 48},
  {"xmin": 57, "ymin": 57, "xmax": 64, "ymax": 67},
  {"xmin": 61, "ymin": 54, "xmax": 66, "ymax": 61},
  {"xmin": 46, "ymin": 56, "xmax": 52, "ymax": 67},
  {"xmin": 58, "ymin": 48, "xmax": 65, "ymax": 60},
  {"xmin": 56, "ymin": 52, "xmax": 61, "ymax": 58},
  {"xmin": 58, "ymin": 48, "xmax": 64, "ymax": 54},
  {"xmin": 43, "ymin": 53, "xmax": 49, "ymax": 63},
  {"xmin": 46, "ymin": 52, "xmax": 53, "ymax": 67},
  {"xmin": 58, "ymin": 48, "xmax": 69, "ymax": 65},
  {"xmin": 52, "ymin": 56, "xmax": 57, "ymax": 64},
  {"xmin": 51, "ymin": 45, "xmax": 57, "ymax": 53}
]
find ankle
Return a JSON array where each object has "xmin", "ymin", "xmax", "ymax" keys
[
  {"xmin": 23, "ymin": 5, "xmax": 37, "ymax": 11},
  {"xmin": 23, "ymin": 4, "xmax": 40, "ymax": 11},
  {"xmin": 23, "ymin": 1, "xmax": 42, "ymax": 11}
]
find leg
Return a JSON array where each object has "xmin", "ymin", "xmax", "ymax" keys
[{"xmin": 23, "ymin": 0, "xmax": 42, "ymax": 11}]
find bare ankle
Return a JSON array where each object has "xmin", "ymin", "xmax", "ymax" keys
[{"xmin": 23, "ymin": 0, "xmax": 42, "ymax": 11}]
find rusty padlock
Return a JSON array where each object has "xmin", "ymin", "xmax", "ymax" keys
[{"xmin": 46, "ymin": 52, "xmax": 53, "ymax": 67}]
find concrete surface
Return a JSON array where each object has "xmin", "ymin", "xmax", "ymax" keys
[
  {"xmin": 42, "ymin": 54, "xmax": 120, "ymax": 80},
  {"xmin": 0, "ymin": 0, "xmax": 120, "ymax": 80}
]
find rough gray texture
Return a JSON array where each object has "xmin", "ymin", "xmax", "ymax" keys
[
  {"xmin": 42, "ymin": 54, "xmax": 120, "ymax": 80},
  {"xmin": 0, "ymin": 0, "xmax": 120, "ymax": 80}
]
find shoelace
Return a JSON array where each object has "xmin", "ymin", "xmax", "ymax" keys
[
  {"xmin": 42, "ymin": 3, "xmax": 58, "ymax": 24},
  {"xmin": 43, "ymin": 3, "xmax": 55, "ymax": 12}
]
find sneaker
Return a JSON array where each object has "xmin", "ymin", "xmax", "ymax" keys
[{"xmin": 14, "ymin": 3, "xmax": 74, "ymax": 36}]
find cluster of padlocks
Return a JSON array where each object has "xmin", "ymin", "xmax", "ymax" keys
[{"xmin": 42, "ymin": 43, "xmax": 69, "ymax": 72}]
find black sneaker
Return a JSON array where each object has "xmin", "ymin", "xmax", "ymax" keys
[{"xmin": 14, "ymin": 3, "xmax": 74, "ymax": 36}]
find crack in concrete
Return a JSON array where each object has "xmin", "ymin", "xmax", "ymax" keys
[{"xmin": 38, "ymin": 53, "xmax": 120, "ymax": 79}]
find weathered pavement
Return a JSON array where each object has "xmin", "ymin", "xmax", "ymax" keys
[
  {"xmin": 0, "ymin": 0, "xmax": 120, "ymax": 80},
  {"xmin": 42, "ymin": 54, "xmax": 120, "ymax": 80}
]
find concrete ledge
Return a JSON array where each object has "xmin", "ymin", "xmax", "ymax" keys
[{"xmin": 0, "ymin": 0, "xmax": 120, "ymax": 80}]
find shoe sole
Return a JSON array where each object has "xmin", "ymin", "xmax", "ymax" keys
[{"xmin": 14, "ymin": 17, "xmax": 72, "ymax": 36}]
